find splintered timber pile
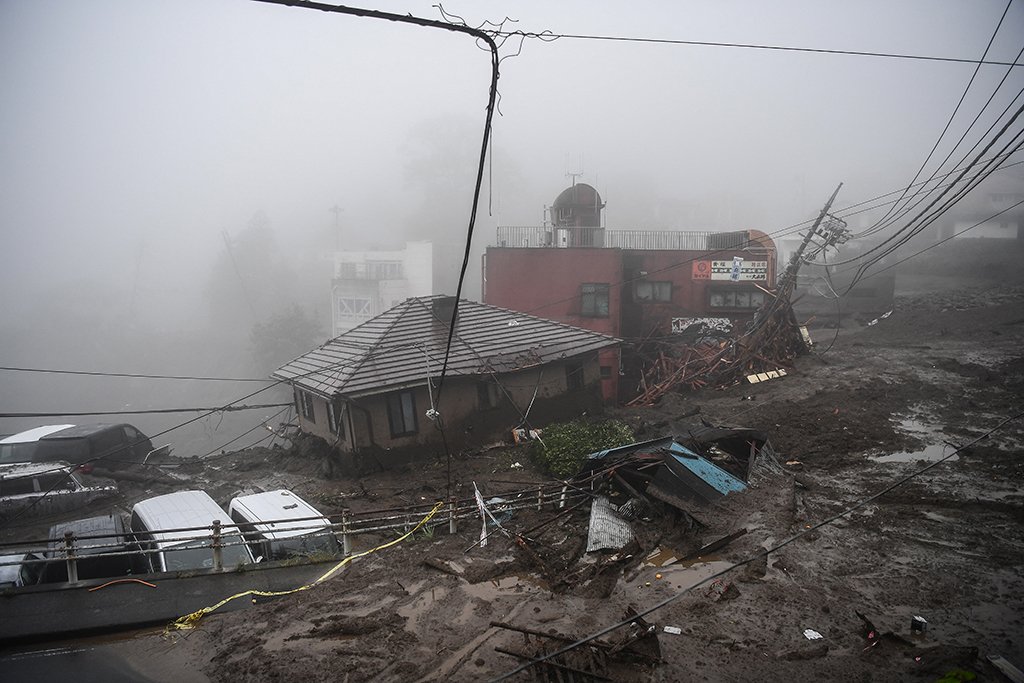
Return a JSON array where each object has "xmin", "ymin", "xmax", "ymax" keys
[
  {"xmin": 491, "ymin": 612, "xmax": 661, "ymax": 683},
  {"xmin": 627, "ymin": 290, "xmax": 806, "ymax": 407}
]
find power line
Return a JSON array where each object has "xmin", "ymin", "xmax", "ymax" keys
[
  {"xmin": 857, "ymin": 80, "xmax": 1024, "ymax": 240},
  {"xmin": 861, "ymin": 1, "xmax": 1017, "ymax": 235},
  {"xmin": 0, "ymin": 376, "xmax": 288, "ymax": 530},
  {"xmin": 0, "ymin": 366, "xmax": 272, "ymax": 382},
  {"xmin": 845, "ymin": 197, "xmax": 1024, "ymax": 281},
  {"xmin": 0, "ymin": 403, "xmax": 292, "ymax": 419},
  {"xmin": 201, "ymin": 407, "xmax": 293, "ymax": 458},
  {"xmin": 492, "ymin": 29, "xmax": 1024, "ymax": 68},
  {"xmin": 504, "ymin": 154, "xmax": 1021, "ymax": 322}
]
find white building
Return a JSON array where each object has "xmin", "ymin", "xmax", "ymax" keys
[{"xmin": 330, "ymin": 241, "xmax": 434, "ymax": 337}]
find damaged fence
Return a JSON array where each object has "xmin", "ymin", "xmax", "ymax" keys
[{"xmin": 0, "ymin": 481, "xmax": 592, "ymax": 585}]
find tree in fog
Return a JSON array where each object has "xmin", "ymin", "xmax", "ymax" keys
[
  {"xmin": 400, "ymin": 115, "xmax": 527, "ymax": 297},
  {"xmin": 249, "ymin": 304, "xmax": 324, "ymax": 377},
  {"xmin": 204, "ymin": 211, "xmax": 296, "ymax": 339}
]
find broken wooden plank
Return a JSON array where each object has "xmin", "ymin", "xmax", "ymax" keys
[
  {"xmin": 681, "ymin": 528, "xmax": 748, "ymax": 562},
  {"xmin": 493, "ymin": 647, "xmax": 613, "ymax": 682}
]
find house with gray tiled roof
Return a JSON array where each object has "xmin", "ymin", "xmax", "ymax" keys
[{"xmin": 273, "ymin": 295, "xmax": 621, "ymax": 464}]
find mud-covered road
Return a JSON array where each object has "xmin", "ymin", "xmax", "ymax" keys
[{"xmin": 6, "ymin": 282, "xmax": 1024, "ymax": 683}]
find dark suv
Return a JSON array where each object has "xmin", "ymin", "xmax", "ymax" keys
[
  {"xmin": 20, "ymin": 514, "xmax": 146, "ymax": 585},
  {"xmin": 32, "ymin": 424, "xmax": 158, "ymax": 473}
]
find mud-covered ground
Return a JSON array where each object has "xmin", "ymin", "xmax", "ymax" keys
[{"xmin": 8, "ymin": 281, "xmax": 1024, "ymax": 683}]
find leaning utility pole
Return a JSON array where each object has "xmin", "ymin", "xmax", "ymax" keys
[
  {"xmin": 777, "ymin": 182, "xmax": 846, "ymax": 299},
  {"xmin": 738, "ymin": 183, "xmax": 846, "ymax": 353}
]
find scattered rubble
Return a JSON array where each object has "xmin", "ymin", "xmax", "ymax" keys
[{"xmin": 2, "ymin": 284, "xmax": 1023, "ymax": 683}]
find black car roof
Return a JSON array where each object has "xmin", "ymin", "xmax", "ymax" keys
[{"xmin": 47, "ymin": 515, "xmax": 128, "ymax": 554}]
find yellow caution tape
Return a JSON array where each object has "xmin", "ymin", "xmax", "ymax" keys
[{"xmin": 168, "ymin": 501, "xmax": 444, "ymax": 631}]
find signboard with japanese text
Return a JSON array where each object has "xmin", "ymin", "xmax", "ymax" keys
[{"xmin": 692, "ymin": 260, "xmax": 768, "ymax": 281}]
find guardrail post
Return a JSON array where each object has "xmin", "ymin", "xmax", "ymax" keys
[
  {"xmin": 448, "ymin": 496, "xmax": 457, "ymax": 535},
  {"xmin": 559, "ymin": 485, "xmax": 568, "ymax": 509},
  {"xmin": 537, "ymin": 488, "xmax": 543, "ymax": 511},
  {"xmin": 212, "ymin": 520, "xmax": 223, "ymax": 571},
  {"xmin": 64, "ymin": 530, "xmax": 78, "ymax": 585},
  {"xmin": 342, "ymin": 508, "xmax": 352, "ymax": 556}
]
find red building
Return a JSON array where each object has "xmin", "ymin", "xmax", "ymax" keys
[{"xmin": 482, "ymin": 183, "xmax": 777, "ymax": 404}]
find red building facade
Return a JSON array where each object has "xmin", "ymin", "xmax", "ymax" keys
[{"xmin": 482, "ymin": 185, "xmax": 777, "ymax": 404}]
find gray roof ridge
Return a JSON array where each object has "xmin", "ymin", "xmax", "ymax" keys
[
  {"xmin": 333, "ymin": 298, "xmax": 419, "ymax": 390},
  {"xmin": 409, "ymin": 296, "xmax": 490, "ymax": 375}
]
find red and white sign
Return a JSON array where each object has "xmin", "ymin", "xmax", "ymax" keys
[{"xmin": 693, "ymin": 260, "xmax": 768, "ymax": 281}]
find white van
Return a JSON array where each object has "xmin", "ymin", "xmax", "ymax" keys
[
  {"xmin": 0, "ymin": 425, "xmax": 75, "ymax": 464},
  {"xmin": 228, "ymin": 490, "xmax": 338, "ymax": 561},
  {"xmin": 130, "ymin": 490, "xmax": 253, "ymax": 572}
]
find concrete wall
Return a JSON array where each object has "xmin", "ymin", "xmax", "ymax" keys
[
  {"xmin": 484, "ymin": 245, "xmax": 776, "ymax": 340},
  {"xmin": 483, "ymin": 247, "xmax": 623, "ymax": 337}
]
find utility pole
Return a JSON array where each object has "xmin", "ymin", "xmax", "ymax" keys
[
  {"xmin": 740, "ymin": 183, "xmax": 847, "ymax": 351},
  {"xmin": 777, "ymin": 182, "xmax": 847, "ymax": 298}
]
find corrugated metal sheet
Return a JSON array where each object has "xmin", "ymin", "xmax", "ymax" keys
[
  {"xmin": 586, "ymin": 495, "xmax": 635, "ymax": 553},
  {"xmin": 273, "ymin": 296, "xmax": 620, "ymax": 399}
]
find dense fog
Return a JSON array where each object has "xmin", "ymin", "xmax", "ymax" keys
[{"xmin": 1, "ymin": 0, "xmax": 1021, "ymax": 454}]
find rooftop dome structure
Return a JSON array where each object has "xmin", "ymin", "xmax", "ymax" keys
[{"xmin": 552, "ymin": 183, "xmax": 604, "ymax": 227}]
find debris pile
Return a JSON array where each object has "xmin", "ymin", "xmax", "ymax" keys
[
  {"xmin": 627, "ymin": 290, "xmax": 809, "ymax": 406},
  {"xmin": 492, "ymin": 608, "xmax": 661, "ymax": 683},
  {"xmin": 458, "ymin": 428, "xmax": 778, "ymax": 607}
]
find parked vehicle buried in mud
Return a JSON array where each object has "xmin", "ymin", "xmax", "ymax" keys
[
  {"xmin": 0, "ymin": 462, "xmax": 117, "ymax": 521},
  {"xmin": 0, "ymin": 425, "xmax": 75, "ymax": 465},
  {"xmin": 31, "ymin": 423, "xmax": 168, "ymax": 473},
  {"xmin": 228, "ymin": 490, "xmax": 338, "ymax": 561},
  {"xmin": 18, "ymin": 514, "xmax": 146, "ymax": 586},
  {"xmin": 130, "ymin": 490, "xmax": 253, "ymax": 573}
]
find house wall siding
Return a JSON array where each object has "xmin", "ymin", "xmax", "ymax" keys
[
  {"xmin": 334, "ymin": 357, "xmax": 605, "ymax": 462},
  {"xmin": 295, "ymin": 392, "xmax": 352, "ymax": 450}
]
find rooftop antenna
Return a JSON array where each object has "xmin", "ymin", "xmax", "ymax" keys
[
  {"xmin": 565, "ymin": 153, "xmax": 584, "ymax": 186},
  {"xmin": 330, "ymin": 204, "xmax": 344, "ymax": 252}
]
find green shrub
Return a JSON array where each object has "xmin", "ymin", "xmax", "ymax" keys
[{"xmin": 530, "ymin": 419, "xmax": 635, "ymax": 478}]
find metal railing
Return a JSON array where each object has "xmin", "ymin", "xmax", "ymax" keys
[
  {"xmin": 0, "ymin": 483, "xmax": 587, "ymax": 586},
  {"xmin": 495, "ymin": 226, "xmax": 752, "ymax": 251},
  {"xmin": 334, "ymin": 261, "xmax": 404, "ymax": 280}
]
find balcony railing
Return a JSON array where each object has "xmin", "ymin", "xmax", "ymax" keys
[
  {"xmin": 495, "ymin": 227, "xmax": 751, "ymax": 251},
  {"xmin": 335, "ymin": 261, "xmax": 404, "ymax": 280}
]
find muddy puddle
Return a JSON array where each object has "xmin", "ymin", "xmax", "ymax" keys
[
  {"xmin": 875, "ymin": 417, "xmax": 959, "ymax": 463},
  {"xmin": 462, "ymin": 573, "xmax": 550, "ymax": 601},
  {"xmin": 638, "ymin": 545, "xmax": 733, "ymax": 593}
]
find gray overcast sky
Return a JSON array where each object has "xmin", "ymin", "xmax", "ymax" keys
[{"xmin": 1, "ymin": 0, "xmax": 1021, "ymax": 320}]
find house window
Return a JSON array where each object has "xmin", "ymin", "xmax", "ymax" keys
[
  {"xmin": 635, "ymin": 280, "xmax": 672, "ymax": 302},
  {"xmin": 581, "ymin": 283, "xmax": 610, "ymax": 318},
  {"xmin": 600, "ymin": 365, "xmax": 613, "ymax": 380},
  {"xmin": 386, "ymin": 390, "xmax": 418, "ymax": 437},
  {"xmin": 327, "ymin": 400, "xmax": 345, "ymax": 438},
  {"xmin": 477, "ymin": 379, "xmax": 501, "ymax": 410},
  {"xmin": 298, "ymin": 390, "xmax": 316, "ymax": 423},
  {"xmin": 565, "ymin": 361, "xmax": 585, "ymax": 391},
  {"xmin": 707, "ymin": 288, "xmax": 766, "ymax": 310}
]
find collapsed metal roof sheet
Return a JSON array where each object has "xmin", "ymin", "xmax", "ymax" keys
[
  {"xmin": 273, "ymin": 295, "xmax": 620, "ymax": 399},
  {"xmin": 586, "ymin": 495, "xmax": 636, "ymax": 553}
]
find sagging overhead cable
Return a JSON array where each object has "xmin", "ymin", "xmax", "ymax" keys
[{"xmin": 250, "ymin": 1, "xmax": 500, "ymax": 407}]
